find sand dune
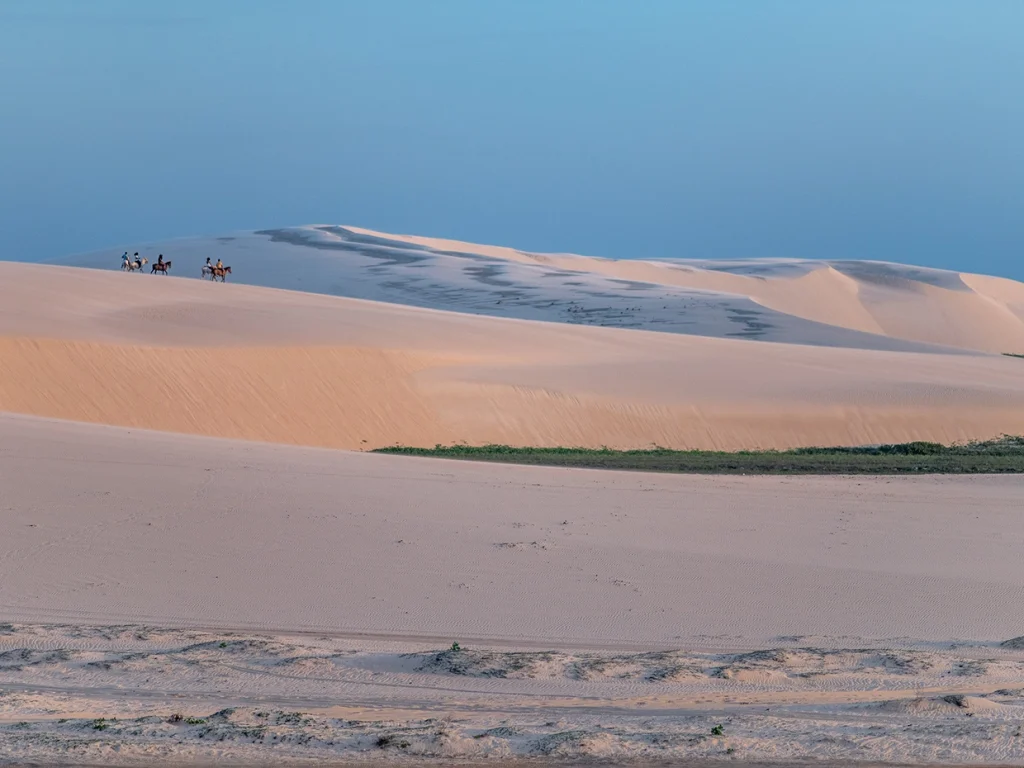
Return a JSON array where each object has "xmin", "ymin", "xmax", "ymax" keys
[
  {"xmin": 60, "ymin": 224, "xmax": 1024, "ymax": 353},
  {"xmin": 345, "ymin": 224, "xmax": 1024, "ymax": 353},
  {"xmin": 4, "ymin": 412, "xmax": 1024, "ymax": 643},
  {"xmin": 6, "ymin": 234, "xmax": 1024, "ymax": 763},
  {"xmin": 4, "ymin": 261, "xmax": 1024, "ymax": 450},
  {"xmin": 3, "ymin": 414, "xmax": 1024, "ymax": 763}
]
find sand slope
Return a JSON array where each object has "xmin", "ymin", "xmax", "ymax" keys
[
  {"xmin": 4, "ymin": 261, "xmax": 1024, "ymax": 450},
  {"xmin": 59, "ymin": 224, "xmax": 1024, "ymax": 354},
  {"xmin": 4, "ymin": 412, "xmax": 1024, "ymax": 643}
]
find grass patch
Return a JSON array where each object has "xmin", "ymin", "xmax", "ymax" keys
[{"xmin": 374, "ymin": 437, "xmax": 1024, "ymax": 474}]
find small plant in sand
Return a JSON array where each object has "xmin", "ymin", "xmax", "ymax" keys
[
  {"xmin": 376, "ymin": 734, "xmax": 410, "ymax": 749},
  {"xmin": 450, "ymin": 641, "xmax": 461, "ymax": 652},
  {"xmin": 92, "ymin": 718, "xmax": 109, "ymax": 731},
  {"xmin": 711, "ymin": 724, "xmax": 725, "ymax": 736}
]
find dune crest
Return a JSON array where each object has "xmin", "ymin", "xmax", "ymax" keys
[
  {"xmin": 342, "ymin": 224, "xmax": 1024, "ymax": 353},
  {"xmin": 3, "ymin": 261, "xmax": 1024, "ymax": 450},
  {"xmin": 58, "ymin": 224, "xmax": 1024, "ymax": 354}
]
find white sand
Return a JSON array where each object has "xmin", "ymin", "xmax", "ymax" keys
[
  {"xmin": 4, "ymin": 622, "xmax": 1024, "ymax": 765},
  {"xmin": 281, "ymin": 224, "xmax": 1024, "ymax": 353},
  {"xmin": 60, "ymin": 224, "xmax": 1024, "ymax": 354},
  {"xmin": 2, "ymin": 415, "xmax": 1024, "ymax": 763},
  {"xmin": 3, "ymin": 412, "xmax": 1024, "ymax": 643},
  {"xmin": 6, "ymin": 230, "xmax": 1024, "ymax": 763}
]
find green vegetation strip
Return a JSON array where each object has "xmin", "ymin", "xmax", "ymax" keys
[{"xmin": 375, "ymin": 438, "xmax": 1024, "ymax": 474}]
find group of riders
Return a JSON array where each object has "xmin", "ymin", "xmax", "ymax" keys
[{"xmin": 121, "ymin": 252, "xmax": 230, "ymax": 280}]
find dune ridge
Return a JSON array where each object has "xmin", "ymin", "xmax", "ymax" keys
[
  {"xmin": 346, "ymin": 223, "xmax": 1024, "ymax": 353},
  {"xmin": 59, "ymin": 223, "xmax": 1024, "ymax": 354},
  {"xmin": 4, "ymin": 261, "xmax": 1024, "ymax": 450}
]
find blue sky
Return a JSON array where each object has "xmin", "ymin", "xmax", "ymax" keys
[{"xmin": 2, "ymin": 0, "xmax": 1022, "ymax": 277}]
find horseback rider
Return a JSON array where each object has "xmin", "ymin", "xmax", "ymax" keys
[
  {"xmin": 133, "ymin": 252, "xmax": 141, "ymax": 269},
  {"xmin": 157, "ymin": 254, "xmax": 165, "ymax": 265},
  {"xmin": 121, "ymin": 252, "xmax": 129, "ymax": 269},
  {"xmin": 215, "ymin": 258, "xmax": 223, "ymax": 270}
]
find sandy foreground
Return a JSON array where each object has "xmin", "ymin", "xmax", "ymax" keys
[
  {"xmin": 3, "ymin": 414, "xmax": 1024, "ymax": 763},
  {"xmin": 4, "ymin": 261, "xmax": 1024, "ymax": 451}
]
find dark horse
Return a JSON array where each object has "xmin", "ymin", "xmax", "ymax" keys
[
  {"xmin": 151, "ymin": 260, "xmax": 172, "ymax": 274},
  {"xmin": 211, "ymin": 265, "xmax": 232, "ymax": 282}
]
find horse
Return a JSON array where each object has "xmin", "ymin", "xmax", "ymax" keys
[
  {"xmin": 211, "ymin": 265, "xmax": 232, "ymax": 282},
  {"xmin": 151, "ymin": 260, "xmax": 172, "ymax": 274},
  {"xmin": 201, "ymin": 264, "xmax": 214, "ymax": 279},
  {"xmin": 127, "ymin": 257, "xmax": 148, "ymax": 272}
]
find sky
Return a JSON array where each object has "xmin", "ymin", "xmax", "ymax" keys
[{"xmin": 1, "ymin": 0, "xmax": 1022, "ymax": 277}]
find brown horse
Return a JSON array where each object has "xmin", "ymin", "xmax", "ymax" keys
[
  {"xmin": 211, "ymin": 265, "xmax": 232, "ymax": 282},
  {"xmin": 151, "ymin": 260, "xmax": 172, "ymax": 274}
]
